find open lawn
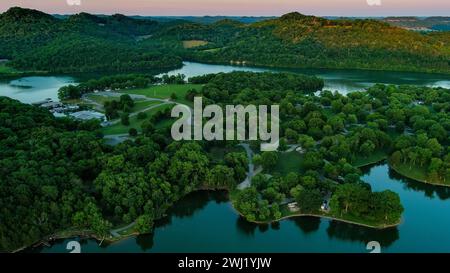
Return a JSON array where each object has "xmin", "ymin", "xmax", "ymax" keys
[
  {"xmin": 272, "ymin": 151, "xmax": 304, "ymax": 175},
  {"xmin": 352, "ymin": 150, "xmax": 388, "ymax": 168},
  {"xmin": 390, "ymin": 162, "xmax": 450, "ymax": 186},
  {"xmin": 86, "ymin": 94, "xmax": 159, "ymax": 112},
  {"xmin": 0, "ymin": 63, "xmax": 17, "ymax": 74},
  {"xmin": 183, "ymin": 40, "xmax": 208, "ymax": 48},
  {"xmin": 86, "ymin": 94, "xmax": 119, "ymax": 105},
  {"xmin": 101, "ymin": 104, "xmax": 172, "ymax": 135},
  {"xmin": 132, "ymin": 100, "xmax": 160, "ymax": 112},
  {"xmin": 202, "ymin": 48, "xmax": 221, "ymax": 53},
  {"xmin": 120, "ymin": 84, "xmax": 202, "ymax": 106}
]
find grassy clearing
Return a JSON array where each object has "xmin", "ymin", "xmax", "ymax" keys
[
  {"xmin": 183, "ymin": 40, "xmax": 208, "ymax": 48},
  {"xmin": 86, "ymin": 94, "xmax": 159, "ymax": 111},
  {"xmin": 86, "ymin": 94, "xmax": 119, "ymax": 105},
  {"xmin": 0, "ymin": 63, "xmax": 17, "ymax": 74},
  {"xmin": 121, "ymin": 84, "xmax": 201, "ymax": 106},
  {"xmin": 202, "ymin": 48, "xmax": 221, "ymax": 53},
  {"xmin": 352, "ymin": 150, "xmax": 388, "ymax": 168},
  {"xmin": 272, "ymin": 151, "xmax": 304, "ymax": 175},
  {"xmin": 132, "ymin": 100, "xmax": 160, "ymax": 112},
  {"xmin": 101, "ymin": 104, "xmax": 172, "ymax": 135}
]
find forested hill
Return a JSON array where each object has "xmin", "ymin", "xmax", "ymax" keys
[
  {"xmin": 149, "ymin": 12, "xmax": 450, "ymax": 74},
  {"xmin": 1, "ymin": 8, "xmax": 449, "ymax": 74},
  {"xmin": 0, "ymin": 7, "xmax": 182, "ymax": 73}
]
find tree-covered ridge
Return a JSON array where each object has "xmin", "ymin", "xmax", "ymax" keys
[
  {"xmin": 0, "ymin": 7, "xmax": 182, "ymax": 73},
  {"xmin": 189, "ymin": 71, "xmax": 324, "ymax": 104},
  {"xmin": 153, "ymin": 12, "xmax": 450, "ymax": 73},
  {"xmin": 1, "ymin": 8, "xmax": 449, "ymax": 74}
]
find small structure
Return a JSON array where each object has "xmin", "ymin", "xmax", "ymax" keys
[
  {"xmin": 287, "ymin": 202, "xmax": 300, "ymax": 212},
  {"xmin": 101, "ymin": 121, "xmax": 111, "ymax": 127},
  {"xmin": 321, "ymin": 201, "xmax": 330, "ymax": 212},
  {"xmin": 53, "ymin": 112, "xmax": 67, "ymax": 118},
  {"xmin": 70, "ymin": 110, "xmax": 106, "ymax": 121},
  {"xmin": 40, "ymin": 101, "xmax": 63, "ymax": 109}
]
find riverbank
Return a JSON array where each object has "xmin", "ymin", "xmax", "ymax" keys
[
  {"xmin": 352, "ymin": 151, "xmax": 388, "ymax": 168},
  {"xmin": 389, "ymin": 162, "xmax": 450, "ymax": 188},
  {"xmin": 185, "ymin": 59, "xmax": 450, "ymax": 76},
  {"xmin": 12, "ymin": 229, "xmax": 108, "ymax": 253},
  {"xmin": 229, "ymin": 198, "xmax": 401, "ymax": 230},
  {"xmin": 17, "ymin": 184, "xmax": 400, "ymax": 253}
]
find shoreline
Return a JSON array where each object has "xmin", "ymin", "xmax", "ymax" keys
[
  {"xmin": 16, "ymin": 186, "xmax": 400, "ymax": 253},
  {"xmin": 352, "ymin": 155, "xmax": 388, "ymax": 168},
  {"xmin": 229, "ymin": 201, "xmax": 400, "ymax": 230},
  {"xmin": 389, "ymin": 162, "xmax": 450, "ymax": 188},
  {"xmin": 183, "ymin": 59, "xmax": 450, "ymax": 76}
]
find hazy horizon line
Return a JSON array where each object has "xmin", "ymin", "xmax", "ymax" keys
[
  {"xmin": 2, "ymin": 8, "xmax": 449, "ymax": 18},
  {"xmin": 1, "ymin": 6, "xmax": 449, "ymax": 18}
]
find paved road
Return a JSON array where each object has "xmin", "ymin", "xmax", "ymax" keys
[
  {"xmin": 110, "ymin": 222, "xmax": 136, "ymax": 237},
  {"xmin": 108, "ymin": 102, "xmax": 172, "ymax": 125},
  {"xmin": 237, "ymin": 143, "xmax": 255, "ymax": 190}
]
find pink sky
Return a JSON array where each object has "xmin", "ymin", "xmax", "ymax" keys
[{"xmin": 1, "ymin": 0, "xmax": 449, "ymax": 16}]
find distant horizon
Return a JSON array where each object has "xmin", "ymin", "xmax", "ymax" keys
[
  {"xmin": 3, "ymin": 7, "xmax": 450, "ymax": 18},
  {"xmin": 1, "ymin": 1, "xmax": 449, "ymax": 17}
]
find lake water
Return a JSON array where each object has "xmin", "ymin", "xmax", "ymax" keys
[
  {"xmin": 1, "ymin": 62, "xmax": 450, "ymax": 104},
  {"xmin": 32, "ymin": 163, "xmax": 450, "ymax": 253},
  {"xmin": 166, "ymin": 62, "xmax": 450, "ymax": 93},
  {"xmin": 0, "ymin": 76, "xmax": 75, "ymax": 103}
]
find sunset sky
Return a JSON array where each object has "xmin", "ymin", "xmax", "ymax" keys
[{"xmin": 0, "ymin": 0, "xmax": 449, "ymax": 16}]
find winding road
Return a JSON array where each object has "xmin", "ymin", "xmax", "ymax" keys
[{"xmin": 237, "ymin": 143, "xmax": 255, "ymax": 190}]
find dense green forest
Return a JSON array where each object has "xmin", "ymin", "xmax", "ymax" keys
[
  {"xmin": 148, "ymin": 12, "xmax": 450, "ymax": 73},
  {"xmin": 0, "ymin": 96, "xmax": 247, "ymax": 251},
  {"xmin": 186, "ymin": 72, "xmax": 448, "ymax": 224},
  {"xmin": 0, "ymin": 7, "xmax": 182, "ymax": 73},
  {"xmin": 0, "ymin": 8, "xmax": 449, "ymax": 74}
]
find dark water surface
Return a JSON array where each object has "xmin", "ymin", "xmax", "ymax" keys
[{"xmin": 32, "ymin": 163, "xmax": 450, "ymax": 253}]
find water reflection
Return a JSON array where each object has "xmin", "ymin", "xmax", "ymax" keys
[
  {"xmin": 388, "ymin": 168, "xmax": 450, "ymax": 200},
  {"xmin": 29, "ymin": 163, "xmax": 450, "ymax": 253},
  {"xmin": 291, "ymin": 217, "xmax": 321, "ymax": 234},
  {"xmin": 326, "ymin": 221, "xmax": 399, "ymax": 248},
  {"xmin": 361, "ymin": 161, "xmax": 450, "ymax": 200},
  {"xmin": 236, "ymin": 216, "xmax": 258, "ymax": 236},
  {"xmin": 135, "ymin": 233, "xmax": 154, "ymax": 252}
]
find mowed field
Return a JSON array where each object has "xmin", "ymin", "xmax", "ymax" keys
[
  {"xmin": 120, "ymin": 84, "xmax": 202, "ymax": 106},
  {"xmin": 182, "ymin": 40, "xmax": 208, "ymax": 48},
  {"xmin": 0, "ymin": 63, "xmax": 16, "ymax": 74},
  {"xmin": 101, "ymin": 103, "xmax": 173, "ymax": 135}
]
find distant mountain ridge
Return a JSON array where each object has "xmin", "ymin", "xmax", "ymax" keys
[
  {"xmin": 1, "ymin": 8, "xmax": 449, "ymax": 74},
  {"xmin": 0, "ymin": 7, "xmax": 181, "ymax": 73},
  {"xmin": 148, "ymin": 11, "xmax": 450, "ymax": 73}
]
